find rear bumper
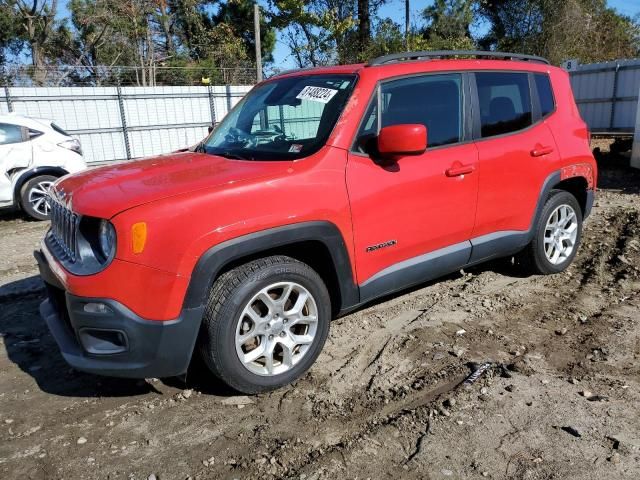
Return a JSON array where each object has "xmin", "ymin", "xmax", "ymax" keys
[{"xmin": 36, "ymin": 249, "xmax": 203, "ymax": 378}]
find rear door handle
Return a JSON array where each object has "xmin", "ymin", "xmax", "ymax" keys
[
  {"xmin": 530, "ymin": 145, "xmax": 554, "ymax": 157},
  {"xmin": 446, "ymin": 163, "xmax": 475, "ymax": 177}
]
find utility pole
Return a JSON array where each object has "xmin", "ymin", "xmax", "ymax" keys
[
  {"xmin": 405, "ymin": 0, "xmax": 410, "ymax": 50},
  {"xmin": 254, "ymin": 3, "xmax": 263, "ymax": 82}
]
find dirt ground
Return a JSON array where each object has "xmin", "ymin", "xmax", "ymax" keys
[{"xmin": 1, "ymin": 140, "xmax": 639, "ymax": 480}]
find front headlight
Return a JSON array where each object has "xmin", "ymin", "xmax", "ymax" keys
[{"xmin": 98, "ymin": 220, "xmax": 117, "ymax": 261}]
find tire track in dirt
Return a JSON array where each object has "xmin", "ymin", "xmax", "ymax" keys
[
  {"xmin": 2, "ymin": 163, "xmax": 640, "ymax": 479},
  {"xmin": 230, "ymin": 203, "xmax": 640, "ymax": 479}
]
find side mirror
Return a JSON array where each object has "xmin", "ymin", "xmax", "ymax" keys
[{"xmin": 377, "ymin": 124, "xmax": 427, "ymax": 158}]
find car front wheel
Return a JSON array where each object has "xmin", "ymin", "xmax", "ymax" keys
[
  {"xmin": 20, "ymin": 175, "xmax": 57, "ymax": 221},
  {"xmin": 199, "ymin": 255, "xmax": 331, "ymax": 394}
]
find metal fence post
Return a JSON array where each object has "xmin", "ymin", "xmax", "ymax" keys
[
  {"xmin": 225, "ymin": 84, "xmax": 232, "ymax": 114},
  {"xmin": 116, "ymin": 84, "xmax": 132, "ymax": 160},
  {"xmin": 609, "ymin": 62, "xmax": 620, "ymax": 130},
  {"xmin": 3, "ymin": 85, "xmax": 13, "ymax": 112},
  {"xmin": 631, "ymin": 84, "xmax": 640, "ymax": 170},
  {"xmin": 207, "ymin": 84, "xmax": 216, "ymax": 125}
]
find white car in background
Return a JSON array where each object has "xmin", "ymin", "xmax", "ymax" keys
[{"xmin": 0, "ymin": 114, "xmax": 86, "ymax": 220}]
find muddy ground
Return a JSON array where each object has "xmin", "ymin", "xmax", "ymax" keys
[{"xmin": 1, "ymin": 141, "xmax": 639, "ymax": 480}]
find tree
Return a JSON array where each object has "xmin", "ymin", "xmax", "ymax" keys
[
  {"xmin": 543, "ymin": 0, "xmax": 640, "ymax": 64},
  {"xmin": 420, "ymin": 0, "xmax": 475, "ymax": 51},
  {"xmin": 269, "ymin": 0, "xmax": 388, "ymax": 67},
  {"xmin": 57, "ymin": 0, "xmax": 133, "ymax": 84},
  {"xmin": 269, "ymin": 0, "xmax": 355, "ymax": 67},
  {"xmin": 61, "ymin": 0, "xmax": 253, "ymax": 86},
  {"xmin": 357, "ymin": 0, "xmax": 371, "ymax": 52},
  {"xmin": 1, "ymin": 1, "xmax": 66, "ymax": 84},
  {"xmin": 477, "ymin": 0, "xmax": 547, "ymax": 53},
  {"xmin": 478, "ymin": 0, "xmax": 640, "ymax": 64},
  {"xmin": 215, "ymin": 0, "xmax": 276, "ymax": 64},
  {"xmin": 0, "ymin": 1, "xmax": 22, "ymax": 66},
  {"xmin": 362, "ymin": 19, "xmax": 429, "ymax": 59},
  {"xmin": 423, "ymin": 0, "xmax": 474, "ymax": 41}
]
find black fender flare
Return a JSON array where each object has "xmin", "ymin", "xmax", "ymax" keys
[
  {"xmin": 14, "ymin": 166, "xmax": 69, "ymax": 205},
  {"xmin": 182, "ymin": 221, "xmax": 360, "ymax": 313},
  {"xmin": 535, "ymin": 170, "xmax": 594, "ymax": 226},
  {"xmin": 468, "ymin": 170, "xmax": 592, "ymax": 264}
]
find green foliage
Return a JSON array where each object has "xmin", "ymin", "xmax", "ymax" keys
[
  {"xmin": 361, "ymin": 18, "xmax": 475, "ymax": 63},
  {"xmin": 0, "ymin": 1, "xmax": 21, "ymax": 65},
  {"xmin": 269, "ymin": 0, "xmax": 357, "ymax": 67},
  {"xmin": 478, "ymin": 0, "xmax": 640, "ymax": 64},
  {"xmin": 423, "ymin": 0, "xmax": 474, "ymax": 41},
  {"xmin": 1, "ymin": 0, "xmax": 261, "ymax": 85},
  {"xmin": 1, "ymin": 0, "xmax": 67, "ymax": 83},
  {"xmin": 269, "ymin": 0, "xmax": 391, "ymax": 67},
  {"xmin": 215, "ymin": 0, "xmax": 276, "ymax": 63},
  {"xmin": 2, "ymin": 0, "xmax": 640, "ymax": 84},
  {"xmin": 361, "ymin": 21, "xmax": 427, "ymax": 60}
]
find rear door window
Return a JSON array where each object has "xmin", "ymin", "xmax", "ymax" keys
[{"xmin": 475, "ymin": 72, "xmax": 532, "ymax": 138}]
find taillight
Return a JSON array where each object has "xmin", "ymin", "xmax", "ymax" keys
[{"xmin": 58, "ymin": 138, "xmax": 82, "ymax": 155}]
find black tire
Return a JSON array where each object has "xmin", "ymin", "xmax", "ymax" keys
[
  {"xmin": 20, "ymin": 175, "xmax": 57, "ymax": 221},
  {"xmin": 198, "ymin": 255, "xmax": 331, "ymax": 394},
  {"xmin": 517, "ymin": 189, "xmax": 583, "ymax": 275}
]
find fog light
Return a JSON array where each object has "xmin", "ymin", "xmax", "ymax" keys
[{"xmin": 83, "ymin": 302, "xmax": 111, "ymax": 314}]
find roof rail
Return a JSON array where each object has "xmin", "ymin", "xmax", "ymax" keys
[
  {"xmin": 367, "ymin": 50, "xmax": 550, "ymax": 66},
  {"xmin": 270, "ymin": 66, "xmax": 320, "ymax": 79}
]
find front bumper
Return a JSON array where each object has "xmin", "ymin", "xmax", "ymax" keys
[{"xmin": 35, "ymin": 249, "xmax": 203, "ymax": 378}]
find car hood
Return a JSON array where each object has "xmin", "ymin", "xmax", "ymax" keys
[{"xmin": 53, "ymin": 152, "xmax": 291, "ymax": 219}]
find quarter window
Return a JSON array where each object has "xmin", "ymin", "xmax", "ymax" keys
[
  {"xmin": 534, "ymin": 73, "xmax": 555, "ymax": 117},
  {"xmin": 476, "ymin": 72, "xmax": 532, "ymax": 138},
  {"xmin": 0, "ymin": 123, "xmax": 24, "ymax": 145},
  {"xmin": 356, "ymin": 73, "xmax": 463, "ymax": 152}
]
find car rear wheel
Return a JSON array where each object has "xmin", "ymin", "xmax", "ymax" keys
[
  {"xmin": 517, "ymin": 189, "xmax": 583, "ymax": 275},
  {"xmin": 20, "ymin": 175, "xmax": 57, "ymax": 221},
  {"xmin": 198, "ymin": 255, "xmax": 331, "ymax": 394}
]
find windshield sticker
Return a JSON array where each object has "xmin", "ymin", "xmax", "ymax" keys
[
  {"xmin": 296, "ymin": 86, "xmax": 338, "ymax": 104},
  {"xmin": 288, "ymin": 144, "xmax": 303, "ymax": 153}
]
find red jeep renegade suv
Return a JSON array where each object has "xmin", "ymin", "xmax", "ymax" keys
[{"xmin": 36, "ymin": 51, "xmax": 597, "ymax": 394}]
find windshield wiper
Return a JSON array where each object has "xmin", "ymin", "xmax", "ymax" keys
[{"xmin": 215, "ymin": 150, "xmax": 252, "ymax": 160}]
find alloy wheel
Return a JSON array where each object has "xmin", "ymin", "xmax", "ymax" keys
[
  {"xmin": 28, "ymin": 180, "xmax": 54, "ymax": 217},
  {"xmin": 543, "ymin": 204, "xmax": 578, "ymax": 265},
  {"xmin": 235, "ymin": 281, "xmax": 318, "ymax": 376}
]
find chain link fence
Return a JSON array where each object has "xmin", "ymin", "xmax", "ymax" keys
[{"xmin": 1, "ymin": 64, "xmax": 258, "ymax": 88}]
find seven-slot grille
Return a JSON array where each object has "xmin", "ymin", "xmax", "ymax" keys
[{"xmin": 50, "ymin": 197, "xmax": 79, "ymax": 262}]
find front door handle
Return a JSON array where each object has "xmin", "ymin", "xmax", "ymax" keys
[
  {"xmin": 530, "ymin": 145, "xmax": 554, "ymax": 157},
  {"xmin": 446, "ymin": 163, "xmax": 475, "ymax": 177}
]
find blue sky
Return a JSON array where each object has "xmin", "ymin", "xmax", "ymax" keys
[{"xmin": 270, "ymin": 0, "xmax": 640, "ymax": 68}]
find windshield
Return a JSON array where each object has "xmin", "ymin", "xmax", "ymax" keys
[{"xmin": 202, "ymin": 74, "xmax": 357, "ymax": 160}]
